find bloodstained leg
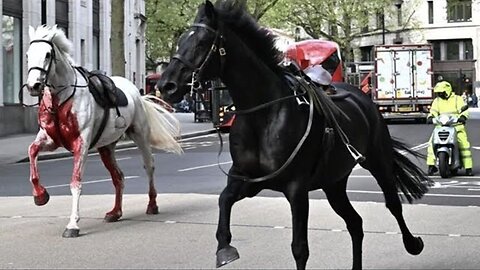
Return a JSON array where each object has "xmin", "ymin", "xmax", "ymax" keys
[
  {"xmin": 98, "ymin": 143, "xmax": 125, "ymax": 222},
  {"xmin": 28, "ymin": 129, "xmax": 58, "ymax": 206}
]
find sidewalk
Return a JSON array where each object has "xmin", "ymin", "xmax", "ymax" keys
[{"xmin": 0, "ymin": 113, "xmax": 215, "ymax": 165}]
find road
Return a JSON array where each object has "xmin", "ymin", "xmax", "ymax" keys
[
  {"xmin": 1, "ymin": 120, "xmax": 480, "ymax": 269},
  {"xmin": 2, "ymin": 120, "xmax": 480, "ymax": 206}
]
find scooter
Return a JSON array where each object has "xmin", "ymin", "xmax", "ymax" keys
[{"xmin": 431, "ymin": 108, "xmax": 467, "ymax": 178}]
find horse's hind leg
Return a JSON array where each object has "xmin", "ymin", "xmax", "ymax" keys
[
  {"xmin": 284, "ymin": 182, "xmax": 310, "ymax": 270},
  {"xmin": 98, "ymin": 143, "xmax": 125, "ymax": 222},
  {"xmin": 323, "ymin": 178, "xmax": 363, "ymax": 270},
  {"xmin": 128, "ymin": 129, "xmax": 158, "ymax": 215},
  {"xmin": 365, "ymin": 160, "xmax": 424, "ymax": 255},
  {"xmin": 28, "ymin": 129, "xmax": 58, "ymax": 206}
]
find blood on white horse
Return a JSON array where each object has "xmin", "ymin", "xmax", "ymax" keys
[{"xmin": 25, "ymin": 25, "xmax": 182, "ymax": 238}]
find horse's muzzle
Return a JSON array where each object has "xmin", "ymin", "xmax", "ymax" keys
[{"xmin": 27, "ymin": 82, "xmax": 45, "ymax": 96}]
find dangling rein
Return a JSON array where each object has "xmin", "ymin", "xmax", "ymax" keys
[{"xmin": 216, "ymin": 76, "xmax": 365, "ymax": 183}]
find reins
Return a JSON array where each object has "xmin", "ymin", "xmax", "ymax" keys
[
  {"xmin": 216, "ymin": 91, "xmax": 315, "ymax": 183},
  {"xmin": 175, "ymin": 21, "xmax": 365, "ymax": 183}
]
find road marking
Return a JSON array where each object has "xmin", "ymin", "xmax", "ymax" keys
[
  {"xmin": 346, "ymin": 189, "xmax": 480, "ymax": 198},
  {"xmin": 44, "ymin": 175, "xmax": 139, "ymax": 189},
  {"xmin": 178, "ymin": 161, "xmax": 233, "ymax": 172}
]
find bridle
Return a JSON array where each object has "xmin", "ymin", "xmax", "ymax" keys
[
  {"xmin": 172, "ymin": 23, "xmax": 226, "ymax": 95},
  {"xmin": 21, "ymin": 39, "xmax": 87, "ymax": 108},
  {"xmin": 27, "ymin": 40, "xmax": 57, "ymax": 88}
]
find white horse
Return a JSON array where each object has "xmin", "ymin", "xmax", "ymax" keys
[{"xmin": 25, "ymin": 25, "xmax": 183, "ymax": 238}]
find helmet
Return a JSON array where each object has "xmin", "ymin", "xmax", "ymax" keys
[
  {"xmin": 304, "ymin": 64, "xmax": 332, "ymax": 85},
  {"xmin": 434, "ymin": 81, "xmax": 453, "ymax": 96}
]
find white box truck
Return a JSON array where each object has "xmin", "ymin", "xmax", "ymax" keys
[{"xmin": 373, "ymin": 44, "xmax": 434, "ymax": 120}]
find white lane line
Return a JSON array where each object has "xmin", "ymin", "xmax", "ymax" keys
[
  {"xmin": 178, "ymin": 161, "xmax": 233, "ymax": 172},
  {"xmin": 44, "ymin": 175, "xmax": 139, "ymax": 189},
  {"xmin": 346, "ymin": 189, "xmax": 480, "ymax": 198},
  {"xmin": 178, "ymin": 142, "xmax": 429, "ymax": 173}
]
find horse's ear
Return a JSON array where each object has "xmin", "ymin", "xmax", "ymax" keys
[
  {"xmin": 205, "ymin": 0, "xmax": 216, "ymax": 21},
  {"xmin": 29, "ymin": 25, "xmax": 35, "ymax": 41}
]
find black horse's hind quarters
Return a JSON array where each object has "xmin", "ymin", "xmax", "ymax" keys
[{"xmin": 157, "ymin": 0, "xmax": 433, "ymax": 269}]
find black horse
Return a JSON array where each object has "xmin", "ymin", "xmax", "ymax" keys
[{"xmin": 157, "ymin": 1, "xmax": 431, "ymax": 269}]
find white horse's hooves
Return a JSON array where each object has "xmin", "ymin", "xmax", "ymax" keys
[{"xmin": 62, "ymin": 228, "xmax": 80, "ymax": 238}]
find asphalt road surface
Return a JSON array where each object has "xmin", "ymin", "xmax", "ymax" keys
[
  {"xmin": 1, "ymin": 120, "xmax": 480, "ymax": 206},
  {"xmin": 1, "ymin": 120, "xmax": 480, "ymax": 269}
]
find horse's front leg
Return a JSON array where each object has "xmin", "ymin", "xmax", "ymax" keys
[
  {"xmin": 28, "ymin": 129, "xmax": 58, "ymax": 206},
  {"xmin": 216, "ymin": 175, "xmax": 247, "ymax": 268},
  {"xmin": 62, "ymin": 137, "xmax": 89, "ymax": 238},
  {"xmin": 284, "ymin": 182, "xmax": 310, "ymax": 270}
]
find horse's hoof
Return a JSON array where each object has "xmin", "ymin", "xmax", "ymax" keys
[
  {"xmin": 216, "ymin": 245, "xmax": 239, "ymax": 268},
  {"xmin": 62, "ymin": 228, "xmax": 80, "ymax": 238},
  {"xmin": 34, "ymin": 191, "xmax": 50, "ymax": 206},
  {"xmin": 404, "ymin": 236, "xmax": 424, "ymax": 255},
  {"xmin": 104, "ymin": 214, "xmax": 121, "ymax": 223},
  {"xmin": 146, "ymin": 205, "xmax": 159, "ymax": 215}
]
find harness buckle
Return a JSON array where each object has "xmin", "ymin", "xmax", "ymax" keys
[{"xmin": 219, "ymin": 47, "xmax": 226, "ymax": 56}]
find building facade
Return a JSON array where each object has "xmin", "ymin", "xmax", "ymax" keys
[
  {"xmin": 0, "ymin": 0, "xmax": 146, "ymax": 137},
  {"xmin": 352, "ymin": 0, "xmax": 480, "ymax": 95}
]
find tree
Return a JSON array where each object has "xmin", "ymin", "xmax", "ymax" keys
[
  {"xmin": 262, "ymin": 0, "xmax": 406, "ymax": 62},
  {"xmin": 111, "ymin": 0, "xmax": 125, "ymax": 76},
  {"xmin": 145, "ymin": 0, "xmax": 280, "ymax": 70}
]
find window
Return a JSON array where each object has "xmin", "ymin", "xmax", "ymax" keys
[
  {"xmin": 432, "ymin": 42, "xmax": 441, "ymax": 60},
  {"xmin": 446, "ymin": 41, "xmax": 460, "ymax": 60},
  {"xmin": 3, "ymin": 0, "xmax": 22, "ymax": 105},
  {"xmin": 93, "ymin": 0, "xmax": 100, "ymax": 69},
  {"xmin": 428, "ymin": 1, "xmax": 434, "ymax": 24},
  {"xmin": 376, "ymin": 12, "xmax": 384, "ymax": 30},
  {"xmin": 464, "ymin": 40, "xmax": 473, "ymax": 60},
  {"xmin": 360, "ymin": 46, "xmax": 373, "ymax": 61},
  {"xmin": 41, "ymin": 0, "xmax": 47, "ymax": 25},
  {"xmin": 430, "ymin": 39, "xmax": 473, "ymax": 61},
  {"xmin": 56, "ymin": 0, "xmax": 69, "ymax": 36},
  {"xmin": 447, "ymin": 0, "xmax": 472, "ymax": 22}
]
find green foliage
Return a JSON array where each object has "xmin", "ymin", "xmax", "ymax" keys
[
  {"xmin": 145, "ymin": 0, "xmax": 411, "ymax": 66},
  {"xmin": 145, "ymin": 0, "xmax": 281, "ymax": 69}
]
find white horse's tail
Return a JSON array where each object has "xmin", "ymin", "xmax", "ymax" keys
[{"xmin": 141, "ymin": 95, "xmax": 183, "ymax": 154}]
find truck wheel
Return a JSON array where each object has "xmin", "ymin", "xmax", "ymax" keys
[{"xmin": 438, "ymin": 152, "xmax": 450, "ymax": 178}]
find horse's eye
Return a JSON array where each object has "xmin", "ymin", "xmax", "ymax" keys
[{"xmin": 46, "ymin": 52, "xmax": 51, "ymax": 59}]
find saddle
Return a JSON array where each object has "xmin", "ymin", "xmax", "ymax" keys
[
  {"xmin": 75, "ymin": 67, "xmax": 129, "ymax": 149},
  {"xmin": 76, "ymin": 67, "xmax": 129, "ymax": 108}
]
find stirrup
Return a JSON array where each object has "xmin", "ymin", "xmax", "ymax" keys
[
  {"xmin": 346, "ymin": 143, "xmax": 365, "ymax": 163},
  {"xmin": 115, "ymin": 115, "xmax": 126, "ymax": 128}
]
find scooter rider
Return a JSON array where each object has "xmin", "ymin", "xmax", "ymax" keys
[{"xmin": 426, "ymin": 81, "xmax": 473, "ymax": 176}]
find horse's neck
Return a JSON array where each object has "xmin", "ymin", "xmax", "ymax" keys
[
  {"xmin": 221, "ymin": 35, "xmax": 285, "ymax": 110},
  {"xmin": 49, "ymin": 58, "xmax": 77, "ymax": 105}
]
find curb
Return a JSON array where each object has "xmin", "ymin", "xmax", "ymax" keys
[{"xmin": 16, "ymin": 129, "xmax": 217, "ymax": 163}]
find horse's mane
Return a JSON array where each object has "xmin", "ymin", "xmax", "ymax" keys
[
  {"xmin": 30, "ymin": 25, "xmax": 75, "ymax": 64},
  {"xmin": 214, "ymin": 0, "xmax": 284, "ymax": 75}
]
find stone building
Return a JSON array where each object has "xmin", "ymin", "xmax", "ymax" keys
[
  {"xmin": 0, "ymin": 0, "xmax": 146, "ymax": 137},
  {"xmin": 352, "ymin": 0, "xmax": 479, "ymax": 93}
]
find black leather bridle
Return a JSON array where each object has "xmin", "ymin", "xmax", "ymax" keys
[
  {"xmin": 27, "ymin": 40, "xmax": 57, "ymax": 88},
  {"xmin": 172, "ymin": 23, "xmax": 226, "ymax": 94}
]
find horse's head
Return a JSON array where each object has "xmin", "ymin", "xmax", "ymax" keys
[
  {"xmin": 157, "ymin": 0, "xmax": 224, "ymax": 103},
  {"xmin": 25, "ymin": 25, "xmax": 72, "ymax": 96}
]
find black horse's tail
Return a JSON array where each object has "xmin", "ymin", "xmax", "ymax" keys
[{"xmin": 391, "ymin": 138, "xmax": 433, "ymax": 203}]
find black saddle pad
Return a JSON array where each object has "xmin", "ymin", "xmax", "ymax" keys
[
  {"xmin": 76, "ymin": 67, "xmax": 128, "ymax": 108},
  {"xmin": 89, "ymin": 70, "xmax": 129, "ymax": 108}
]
